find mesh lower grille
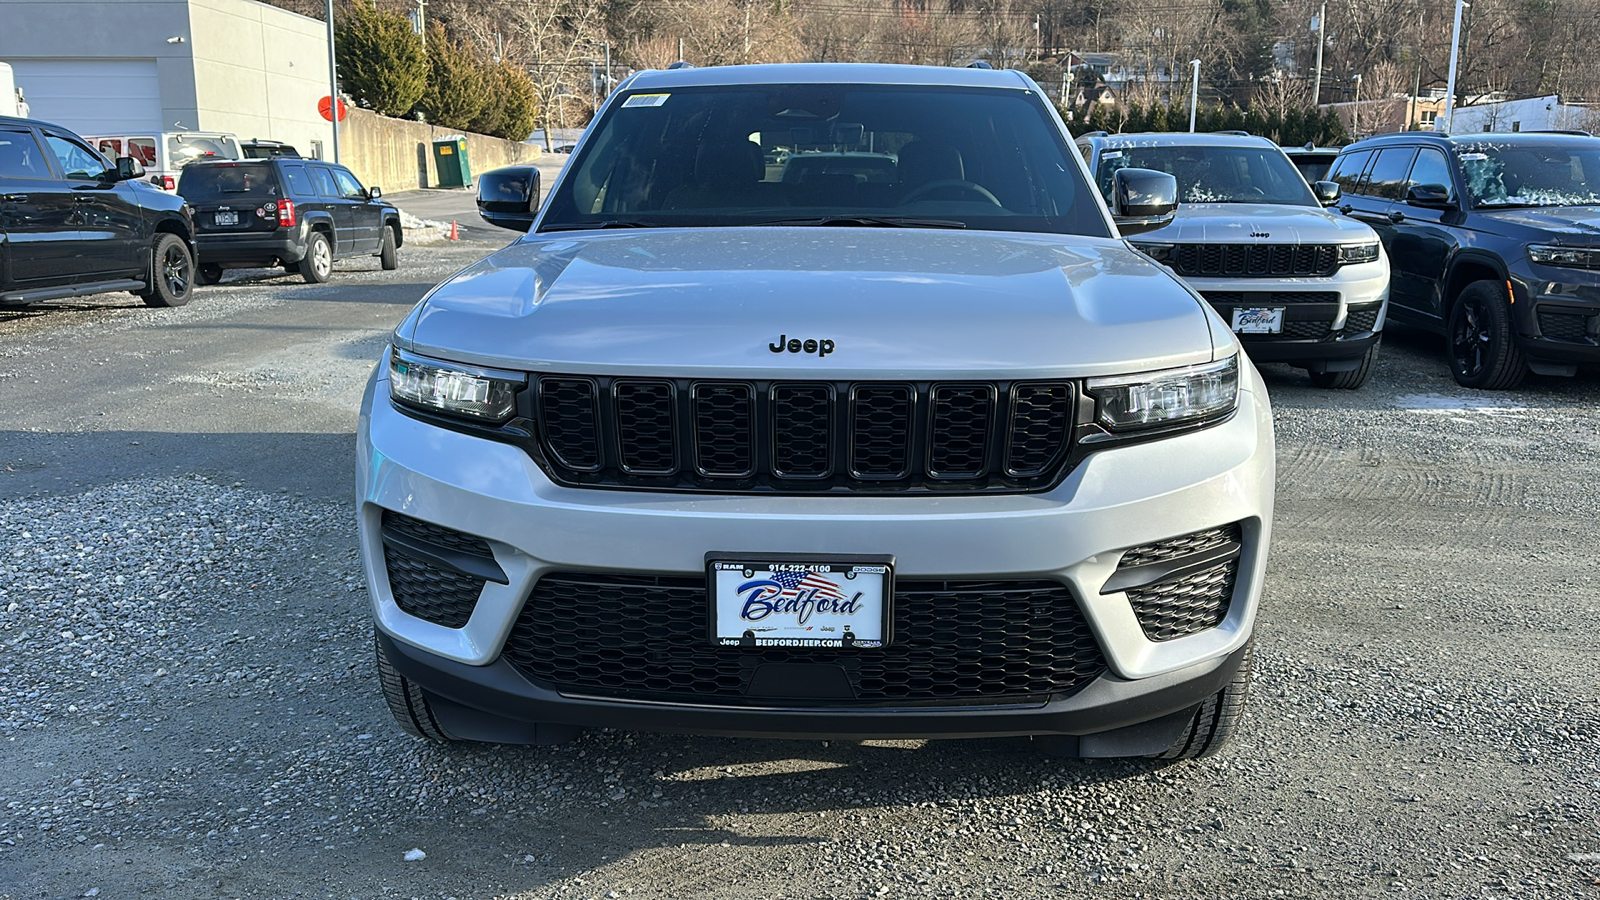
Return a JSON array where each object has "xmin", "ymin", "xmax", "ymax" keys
[
  {"xmin": 1343, "ymin": 308, "xmax": 1381, "ymax": 334},
  {"xmin": 1118, "ymin": 524, "xmax": 1240, "ymax": 568},
  {"xmin": 380, "ymin": 512, "xmax": 495, "ymax": 629},
  {"xmin": 1126, "ymin": 560, "xmax": 1238, "ymax": 642},
  {"xmin": 503, "ymin": 573, "xmax": 1107, "ymax": 704},
  {"xmin": 1538, "ymin": 310, "xmax": 1592, "ymax": 342}
]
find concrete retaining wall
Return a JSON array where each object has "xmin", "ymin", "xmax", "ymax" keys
[{"xmin": 340, "ymin": 107, "xmax": 540, "ymax": 193}]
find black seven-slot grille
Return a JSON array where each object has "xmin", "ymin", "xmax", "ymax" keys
[
  {"xmin": 1102, "ymin": 523, "xmax": 1243, "ymax": 642},
  {"xmin": 503, "ymin": 573, "xmax": 1107, "ymax": 704},
  {"xmin": 380, "ymin": 511, "xmax": 506, "ymax": 628},
  {"xmin": 1173, "ymin": 243, "xmax": 1340, "ymax": 278},
  {"xmin": 534, "ymin": 377, "xmax": 1074, "ymax": 493}
]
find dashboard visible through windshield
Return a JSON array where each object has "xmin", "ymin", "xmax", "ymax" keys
[{"xmin": 538, "ymin": 84, "xmax": 1110, "ymax": 237}]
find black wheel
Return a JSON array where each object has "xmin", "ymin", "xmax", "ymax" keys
[
  {"xmin": 196, "ymin": 263, "xmax": 224, "ymax": 286},
  {"xmin": 375, "ymin": 633, "xmax": 456, "ymax": 742},
  {"xmin": 298, "ymin": 231, "xmax": 333, "ymax": 283},
  {"xmin": 1309, "ymin": 340, "xmax": 1379, "ymax": 390},
  {"xmin": 1447, "ymin": 280, "xmax": 1526, "ymax": 389},
  {"xmin": 139, "ymin": 234, "xmax": 194, "ymax": 307},
  {"xmin": 379, "ymin": 225, "xmax": 399, "ymax": 270},
  {"xmin": 1153, "ymin": 640, "xmax": 1254, "ymax": 760}
]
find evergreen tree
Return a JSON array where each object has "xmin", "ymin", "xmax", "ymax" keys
[
  {"xmin": 334, "ymin": 0, "xmax": 427, "ymax": 117},
  {"xmin": 494, "ymin": 63, "xmax": 541, "ymax": 142},
  {"xmin": 416, "ymin": 24, "xmax": 486, "ymax": 131}
]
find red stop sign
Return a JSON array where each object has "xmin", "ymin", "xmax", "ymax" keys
[{"xmin": 318, "ymin": 96, "xmax": 349, "ymax": 122}]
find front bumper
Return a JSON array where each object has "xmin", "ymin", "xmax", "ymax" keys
[
  {"xmin": 1184, "ymin": 257, "xmax": 1390, "ymax": 368},
  {"xmin": 356, "ymin": 362, "xmax": 1276, "ymax": 739},
  {"xmin": 1512, "ymin": 264, "xmax": 1600, "ymax": 369}
]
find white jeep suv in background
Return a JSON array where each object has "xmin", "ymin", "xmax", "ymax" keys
[
  {"xmin": 1080, "ymin": 132, "xmax": 1390, "ymax": 389},
  {"xmin": 358, "ymin": 63, "xmax": 1275, "ymax": 760}
]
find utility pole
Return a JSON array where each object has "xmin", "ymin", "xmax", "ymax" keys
[
  {"xmin": 1188, "ymin": 59, "xmax": 1200, "ymax": 132},
  {"xmin": 414, "ymin": 0, "xmax": 427, "ymax": 48},
  {"xmin": 743, "ymin": 3, "xmax": 751, "ymax": 61},
  {"xmin": 325, "ymin": 0, "xmax": 338, "ymax": 164},
  {"xmin": 1311, "ymin": 2, "xmax": 1325, "ymax": 106},
  {"xmin": 677, "ymin": 37, "xmax": 684, "ymax": 62},
  {"xmin": 1352, "ymin": 73, "xmax": 1362, "ymax": 136},
  {"xmin": 1442, "ymin": 0, "xmax": 1469, "ymax": 133},
  {"xmin": 1409, "ymin": 57, "xmax": 1422, "ymax": 131}
]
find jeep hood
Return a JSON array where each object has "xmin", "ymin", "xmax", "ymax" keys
[
  {"xmin": 397, "ymin": 228, "xmax": 1224, "ymax": 379},
  {"xmin": 1476, "ymin": 204, "xmax": 1600, "ymax": 239},
  {"xmin": 1141, "ymin": 203, "xmax": 1376, "ymax": 244}
]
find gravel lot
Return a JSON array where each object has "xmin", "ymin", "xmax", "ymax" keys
[{"xmin": 1, "ymin": 233, "xmax": 1597, "ymax": 899}]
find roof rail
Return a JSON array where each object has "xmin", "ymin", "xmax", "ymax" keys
[
  {"xmin": 1079, "ymin": 130, "xmax": 1108, "ymax": 138},
  {"xmin": 666, "ymin": 61, "xmax": 695, "ymax": 70},
  {"xmin": 1531, "ymin": 129, "xmax": 1592, "ymax": 136},
  {"xmin": 1212, "ymin": 130, "xmax": 1251, "ymax": 136},
  {"xmin": 966, "ymin": 60, "xmax": 993, "ymax": 69}
]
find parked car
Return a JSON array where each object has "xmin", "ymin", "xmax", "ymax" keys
[
  {"xmin": 361, "ymin": 63, "xmax": 1274, "ymax": 760},
  {"xmin": 178, "ymin": 157, "xmax": 401, "ymax": 284},
  {"xmin": 1329, "ymin": 131, "xmax": 1600, "ymax": 389},
  {"xmin": 241, "ymin": 139, "xmax": 301, "ymax": 159},
  {"xmin": 1283, "ymin": 143, "xmax": 1340, "ymax": 185},
  {"xmin": 83, "ymin": 130, "xmax": 242, "ymax": 191},
  {"xmin": 0, "ymin": 114, "xmax": 195, "ymax": 307},
  {"xmin": 1079, "ymin": 132, "xmax": 1390, "ymax": 389}
]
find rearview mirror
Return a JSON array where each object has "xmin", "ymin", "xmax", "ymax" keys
[
  {"xmin": 1405, "ymin": 183, "xmax": 1452, "ymax": 207},
  {"xmin": 476, "ymin": 165, "xmax": 541, "ymax": 232},
  {"xmin": 115, "ymin": 156, "xmax": 145, "ymax": 181},
  {"xmin": 1312, "ymin": 180, "xmax": 1341, "ymax": 206},
  {"xmin": 1110, "ymin": 167, "xmax": 1178, "ymax": 237}
]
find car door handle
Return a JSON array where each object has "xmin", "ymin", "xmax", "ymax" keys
[
  {"xmin": 73, "ymin": 195, "xmax": 97, "ymax": 203},
  {"xmin": 1387, "ymin": 210, "xmax": 1406, "ymax": 223}
]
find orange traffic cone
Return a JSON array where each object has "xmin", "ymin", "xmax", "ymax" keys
[{"xmin": 448, "ymin": 220, "xmax": 460, "ymax": 241}]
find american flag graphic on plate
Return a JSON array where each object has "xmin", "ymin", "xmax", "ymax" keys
[{"xmin": 709, "ymin": 558, "xmax": 892, "ymax": 648}]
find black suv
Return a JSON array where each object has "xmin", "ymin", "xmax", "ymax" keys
[
  {"xmin": 178, "ymin": 158, "xmax": 401, "ymax": 284},
  {"xmin": 0, "ymin": 114, "xmax": 196, "ymax": 307},
  {"xmin": 1331, "ymin": 131, "xmax": 1600, "ymax": 388}
]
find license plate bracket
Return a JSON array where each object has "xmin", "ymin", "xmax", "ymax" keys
[
  {"xmin": 707, "ymin": 553, "xmax": 894, "ymax": 649},
  {"xmin": 1231, "ymin": 307, "xmax": 1285, "ymax": 334}
]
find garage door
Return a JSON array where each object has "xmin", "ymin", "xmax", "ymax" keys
[{"xmin": 8, "ymin": 58, "xmax": 163, "ymax": 134}]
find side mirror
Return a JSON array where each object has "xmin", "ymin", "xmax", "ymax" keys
[
  {"xmin": 115, "ymin": 156, "xmax": 145, "ymax": 181},
  {"xmin": 477, "ymin": 165, "xmax": 541, "ymax": 232},
  {"xmin": 1405, "ymin": 183, "xmax": 1452, "ymax": 207},
  {"xmin": 368, "ymin": 185, "xmax": 382, "ymax": 200},
  {"xmin": 1312, "ymin": 180, "xmax": 1341, "ymax": 206},
  {"xmin": 1110, "ymin": 167, "xmax": 1178, "ymax": 237}
]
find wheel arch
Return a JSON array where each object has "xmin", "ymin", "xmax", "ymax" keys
[
  {"xmin": 1442, "ymin": 253, "xmax": 1510, "ymax": 314},
  {"xmin": 384, "ymin": 213, "xmax": 403, "ymax": 248}
]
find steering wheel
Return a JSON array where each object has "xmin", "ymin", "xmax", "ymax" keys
[{"xmin": 900, "ymin": 179, "xmax": 1003, "ymax": 206}]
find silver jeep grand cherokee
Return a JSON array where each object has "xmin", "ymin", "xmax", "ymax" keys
[{"xmin": 358, "ymin": 63, "xmax": 1275, "ymax": 759}]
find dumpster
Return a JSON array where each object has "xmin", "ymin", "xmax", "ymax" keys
[{"xmin": 431, "ymin": 135, "xmax": 471, "ymax": 188}]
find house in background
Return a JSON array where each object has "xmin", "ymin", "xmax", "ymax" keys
[
  {"xmin": 1447, "ymin": 94, "xmax": 1597, "ymax": 134},
  {"xmin": 0, "ymin": 0, "xmax": 333, "ymax": 159}
]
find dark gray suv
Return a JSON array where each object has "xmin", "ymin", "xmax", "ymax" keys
[{"xmin": 179, "ymin": 158, "xmax": 401, "ymax": 284}]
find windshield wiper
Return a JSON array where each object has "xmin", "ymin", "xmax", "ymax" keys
[
  {"xmin": 755, "ymin": 215, "xmax": 967, "ymax": 229},
  {"xmin": 539, "ymin": 220, "xmax": 658, "ymax": 232}
]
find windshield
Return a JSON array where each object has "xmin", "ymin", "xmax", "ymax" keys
[
  {"xmin": 176, "ymin": 162, "xmax": 281, "ymax": 202},
  {"xmin": 539, "ymin": 84, "xmax": 1109, "ymax": 236},
  {"xmin": 1456, "ymin": 141, "xmax": 1600, "ymax": 208},
  {"xmin": 1097, "ymin": 144, "xmax": 1318, "ymax": 206},
  {"xmin": 166, "ymin": 134, "xmax": 241, "ymax": 169}
]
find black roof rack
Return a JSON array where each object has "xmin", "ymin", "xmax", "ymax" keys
[
  {"xmin": 1212, "ymin": 130, "xmax": 1251, "ymax": 136},
  {"xmin": 666, "ymin": 61, "xmax": 694, "ymax": 70},
  {"xmin": 1079, "ymin": 130, "xmax": 1108, "ymax": 138},
  {"xmin": 1531, "ymin": 129, "xmax": 1592, "ymax": 136},
  {"xmin": 966, "ymin": 60, "xmax": 993, "ymax": 69}
]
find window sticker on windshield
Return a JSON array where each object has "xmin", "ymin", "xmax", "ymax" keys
[
  {"xmin": 1459, "ymin": 152, "xmax": 1488, "ymax": 161},
  {"xmin": 623, "ymin": 93, "xmax": 670, "ymax": 108},
  {"xmin": 1102, "ymin": 150, "xmax": 1123, "ymax": 159}
]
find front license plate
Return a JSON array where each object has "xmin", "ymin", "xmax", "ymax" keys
[
  {"xmin": 708, "ymin": 555, "xmax": 893, "ymax": 648},
  {"xmin": 1231, "ymin": 307, "xmax": 1285, "ymax": 334},
  {"xmin": 214, "ymin": 210, "xmax": 239, "ymax": 226}
]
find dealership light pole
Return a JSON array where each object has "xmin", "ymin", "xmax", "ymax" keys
[
  {"xmin": 325, "ymin": 0, "xmax": 339, "ymax": 164},
  {"xmin": 1442, "ymin": 0, "xmax": 1469, "ymax": 133},
  {"xmin": 1188, "ymin": 59, "xmax": 1201, "ymax": 132},
  {"xmin": 1311, "ymin": 2, "xmax": 1325, "ymax": 106}
]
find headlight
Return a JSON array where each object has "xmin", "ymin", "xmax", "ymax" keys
[
  {"xmin": 1129, "ymin": 241, "xmax": 1175, "ymax": 262},
  {"xmin": 1086, "ymin": 355, "xmax": 1239, "ymax": 431},
  {"xmin": 389, "ymin": 348, "xmax": 523, "ymax": 422},
  {"xmin": 1528, "ymin": 244, "xmax": 1600, "ymax": 269},
  {"xmin": 1338, "ymin": 241, "xmax": 1381, "ymax": 264}
]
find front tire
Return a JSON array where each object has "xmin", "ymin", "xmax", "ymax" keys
[
  {"xmin": 139, "ymin": 234, "xmax": 194, "ymax": 307},
  {"xmin": 1448, "ymin": 281, "xmax": 1526, "ymax": 389},
  {"xmin": 1308, "ymin": 340, "xmax": 1379, "ymax": 390},
  {"xmin": 1153, "ymin": 640, "xmax": 1254, "ymax": 760},
  {"xmin": 298, "ymin": 231, "xmax": 333, "ymax": 284},
  {"xmin": 375, "ymin": 633, "xmax": 456, "ymax": 742},
  {"xmin": 379, "ymin": 225, "xmax": 398, "ymax": 270}
]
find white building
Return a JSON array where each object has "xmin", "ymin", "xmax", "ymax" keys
[
  {"xmin": 1448, "ymin": 94, "xmax": 1597, "ymax": 135},
  {"xmin": 0, "ymin": 0, "xmax": 335, "ymax": 157}
]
